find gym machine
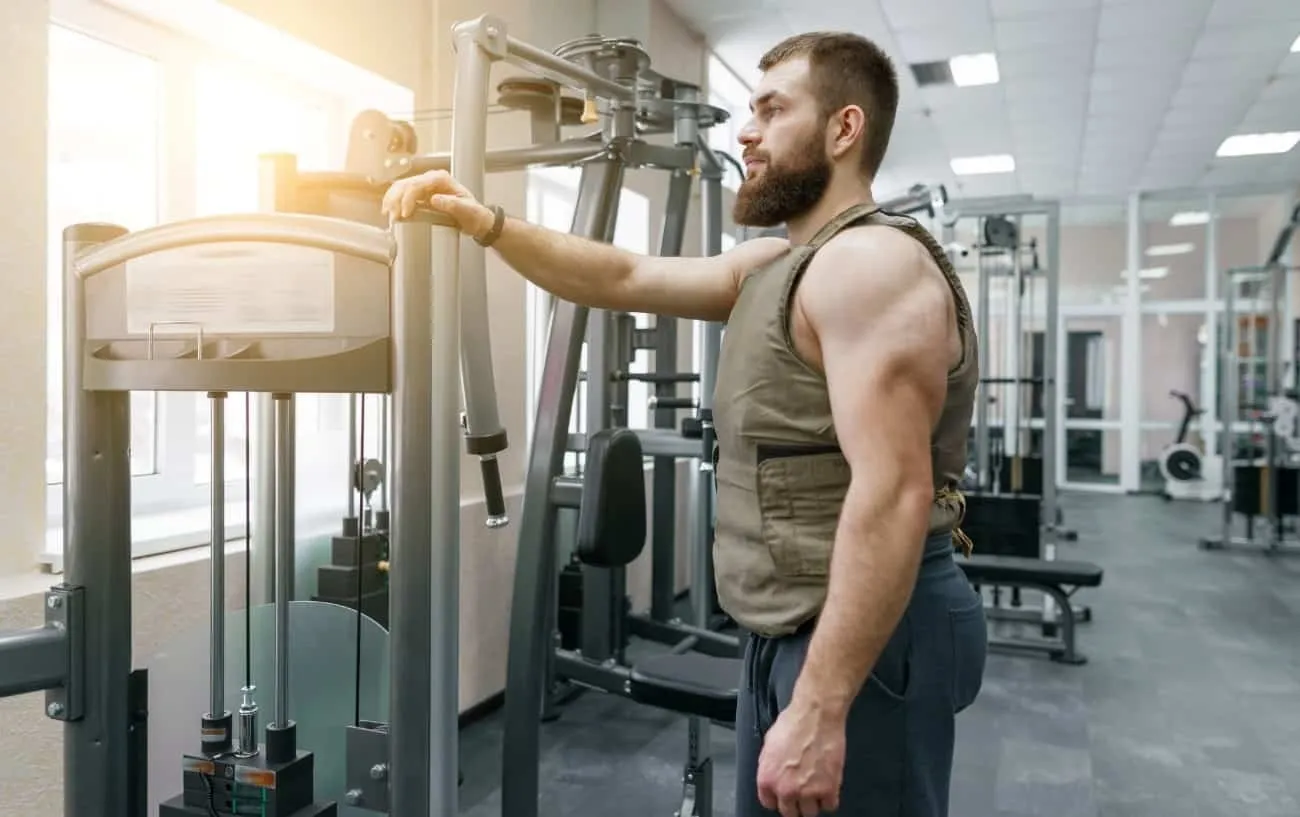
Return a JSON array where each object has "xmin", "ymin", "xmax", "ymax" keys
[
  {"xmin": 1157, "ymin": 389, "xmax": 1220, "ymax": 502},
  {"xmin": 0, "ymin": 162, "xmax": 504, "ymax": 817},
  {"xmin": 939, "ymin": 198, "xmax": 1097, "ymax": 648},
  {"xmin": 949, "ymin": 201, "xmax": 1066, "ymax": 553},
  {"xmin": 1200, "ymin": 200, "xmax": 1300, "ymax": 554}
]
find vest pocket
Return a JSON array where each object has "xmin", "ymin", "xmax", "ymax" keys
[{"xmin": 755, "ymin": 448, "xmax": 850, "ymax": 579}]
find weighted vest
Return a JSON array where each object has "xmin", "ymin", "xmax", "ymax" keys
[{"xmin": 711, "ymin": 204, "xmax": 979, "ymax": 638}]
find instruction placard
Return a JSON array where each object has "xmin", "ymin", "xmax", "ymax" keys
[{"xmin": 125, "ymin": 242, "xmax": 336, "ymax": 335}]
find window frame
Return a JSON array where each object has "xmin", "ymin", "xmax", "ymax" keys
[{"xmin": 43, "ymin": 0, "xmax": 412, "ymax": 567}]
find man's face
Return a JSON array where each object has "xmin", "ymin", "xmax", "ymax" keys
[{"xmin": 733, "ymin": 57, "xmax": 832, "ymax": 228}]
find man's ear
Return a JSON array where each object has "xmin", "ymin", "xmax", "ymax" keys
[{"xmin": 828, "ymin": 105, "xmax": 867, "ymax": 161}]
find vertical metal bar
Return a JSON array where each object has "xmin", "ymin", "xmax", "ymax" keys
[
  {"xmin": 1005, "ymin": 222, "xmax": 1023, "ymax": 461},
  {"xmin": 650, "ymin": 168, "xmax": 692, "ymax": 622},
  {"xmin": 579, "ymin": 166, "xmax": 625, "ymax": 664},
  {"xmin": 1042, "ymin": 203, "xmax": 1061, "ymax": 560},
  {"xmin": 1269, "ymin": 261, "xmax": 1285, "ymax": 546},
  {"xmin": 255, "ymin": 154, "xmax": 293, "ymax": 608},
  {"xmin": 975, "ymin": 237, "xmax": 992, "ymax": 488},
  {"xmin": 430, "ymin": 224, "xmax": 464, "ymax": 815},
  {"xmin": 698, "ymin": 166, "xmax": 725, "ymax": 620},
  {"xmin": 388, "ymin": 219, "xmax": 436, "ymax": 817},
  {"xmin": 503, "ymin": 157, "xmax": 624, "ymax": 817},
  {"xmin": 348, "ymin": 394, "xmax": 358, "ymax": 519},
  {"xmin": 272, "ymin": 394, "xmax": 295, "ymax": 728},
  {"xmin": 252, "ymin": 395, "xmax": 277, "ymax": 606},
  {"xmin": 1204, "ymin": 193, "xmax": 1219, "ymax": 466},
  {"xmin": 209, "ymin": 392, "xmax": 227, "ymax": 721},
  {"xmin": 379, "ymin": 394, "xmax": 390, "ymax": 512},
  {"xmin": 63, "ymin": 223, "xmax": 133, "ymax": 817},
  {"xmin": 1122, "ymin": 191, "xmax": 1143, "ymax": 492},
  {"xmin": 1222, "ymin": 269, "xmax": 1237, "ymax": 546}
]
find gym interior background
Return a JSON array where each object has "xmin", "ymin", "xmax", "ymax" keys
[{"xmin": 1, "ymin": 0, "xmax": 1299, "ymax": 814}]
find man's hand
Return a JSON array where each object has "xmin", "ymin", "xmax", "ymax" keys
[
  {"xmin": 756, "ymin": 697, "xmax": 847, "ymax": 817},
  {"xmin": 380, "ymin": 169, "xmax": 495, "ymax": 238}
]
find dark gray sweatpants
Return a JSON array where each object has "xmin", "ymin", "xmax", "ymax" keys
[{"xmin": 734, "ymin": 534, "xmax": 988, "ymax": 817}]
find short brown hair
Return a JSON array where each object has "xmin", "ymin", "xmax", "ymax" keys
[{"xmin": 758, "ymin": 32, "xmax": 899, "ymax": 178}]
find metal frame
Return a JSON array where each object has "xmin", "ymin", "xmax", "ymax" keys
[
  {"xmin": 1200, "ymin": 259, "xmax": 1300, "ymax": 555},
  {"xmin": 949, "ymin": 197, "xmax": 1062, "ymax": 558}
]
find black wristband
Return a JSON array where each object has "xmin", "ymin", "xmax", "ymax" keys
[{"xmin": 475, "ymin": 204, "xmax": 506, "ymax": 248}]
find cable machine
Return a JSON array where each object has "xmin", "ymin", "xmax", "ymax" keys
[{"xmin": 1200, "ymin": 199, "xmax": 1300, "ymax": 554}]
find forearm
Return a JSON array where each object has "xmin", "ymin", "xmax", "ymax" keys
[
  {"xmin": 491, "ymin": 216, "xmax": 641, "ymax": 310},
  {"xmin": 792, "ymin": 483, "xmax": 932, "ymax": 716}
]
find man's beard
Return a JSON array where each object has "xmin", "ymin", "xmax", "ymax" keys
[{"xmin": 733, "ymin": 134, "xmax": 832, "ymax": 229}]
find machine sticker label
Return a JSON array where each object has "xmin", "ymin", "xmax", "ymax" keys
[{"xmin": 125, "ymin": 242, "xmax": 336, "ymax": 335}]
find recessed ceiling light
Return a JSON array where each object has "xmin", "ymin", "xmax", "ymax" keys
[
  {"xmin": 951, "ymin": 154, "xmax": 1015, "ymax": 175},
  {"xmin": 949, "ymin": 53, "xmax": 1000, "ymax": 87},
  {"xmin": 1292, "ymin": 33, "xmax": 1300, "ymax": 52},
  {"xmin": 1146, "ymin": 243, "xmax": 1195, "ymax": 257},
  {"xmin": 1170, "ymin": 211, "xmax": 1210, "ymax": 226},
  {"xmin": 1216, "ymin": 131, "xmax": 1300, "ymax": 157},
  {"xmin": 1118, "ymin": 267, "xmax": 1170, "ymax": 280}
]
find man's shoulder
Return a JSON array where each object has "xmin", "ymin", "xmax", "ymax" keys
[{"xmin": 804, "ymin": 224, "xmax": 945, "ymax": 312}]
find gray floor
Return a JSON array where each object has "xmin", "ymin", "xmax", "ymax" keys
[{"xmin": 457, "ymin": 492, "xmax": 1300, "ymax": 816}]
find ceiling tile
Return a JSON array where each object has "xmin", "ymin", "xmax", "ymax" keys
[
  {"xmin": 1191, "ymin": 22, "xmax": 1299, "ymax": 60},
  {"xmin": 1097, "ymin": 1, "xmax": 1211, "ymax": 40},
  {"xmin": 1204, "ymin": 0, "xmax": 1300, "ymax": 26},
  {"xmin": 893, "ymin": 26, "xmax": 998, "ymax": 63},
  {"xmin": 994, "ymin": 8, "xmax": 1100, "ymax": 50},
  {"xmin": 879, "ymin": 0, "xmax": 992, "ymax": 31},
  {"xmin": 991, "ymin": 0, "xmax": 1100, "ymax": 20}
]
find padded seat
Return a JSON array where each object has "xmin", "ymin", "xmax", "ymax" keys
[
  {"xmin": 629, "ymin": 653, "xmax": 741, "ymax": 725},
  {"xmin": 959, "ymin": 554, "xmax": 1103, "ymax": 588}
]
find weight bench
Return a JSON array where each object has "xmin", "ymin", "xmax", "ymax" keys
[{"xmin": 958, "ymin": 554, "xmax": 1104, "ymax": 665}]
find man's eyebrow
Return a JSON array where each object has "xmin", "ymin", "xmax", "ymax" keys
[{"xmin": 749, "ymin": 90, "xmax": 786, "ymax": 112}]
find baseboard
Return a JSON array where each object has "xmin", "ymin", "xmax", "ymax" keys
[{"xmin": 459, "ymin": 691, "xmax": 505, "ymax": 729}]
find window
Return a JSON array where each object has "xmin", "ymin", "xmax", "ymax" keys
[
  {"xmin": 44, "ymin": 3, "xmax": 413, "ymax": 567},
  {"xmin": 707, "ymin": 55, "xmax": 752, "ymax": 192},
  {"xmin": 46, "ymin": 24, "xmax": 161, "ymax": 488},
  {"xmin": 522, "ymin": 171, "xmax": 651, "ymax": 449}
]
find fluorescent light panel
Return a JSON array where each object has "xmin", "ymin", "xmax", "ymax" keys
[
  {"xmin": 1145, "ymin": 243, "xmax": 1195, "ymax": 257},
  {"xmin": 1292, "ymin": 33, "xmax": 1300, "ymax": 52},
  {"xmin": 1118, "ymin": 267, "xmax": 1170, "ymax": 280},
  {"xmin": 1170, "ymin": 211, "xmax": 1210, "ymax": 226},
  {"xmin": 949, "ymin": 53, "xmax": 1000, "ymax": 87},
  {"xmin": 951, "ymin": 154, "xmax": 1015, "ymax": 175},
  {"xmin": 1216, "ymin": 131, "xmax": 1300, "ymax": 157}
]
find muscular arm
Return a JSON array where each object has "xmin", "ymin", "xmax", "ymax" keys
[
  {"xmin": 789, "ymin": 228, "xmax": 954, "ymax": 717},
  {"xmin": 489, "ymin": 216, "xmax": 788, "ymax": 321}
]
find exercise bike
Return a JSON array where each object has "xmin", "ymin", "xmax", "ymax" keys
[{"xmin": 1159, "ymin": 390, "xmax": 1222, "ymax": 501}]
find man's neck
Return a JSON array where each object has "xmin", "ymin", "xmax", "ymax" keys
[{"xmin": 785, "ymin": 177, "xmax": 875, "ymax": 246}]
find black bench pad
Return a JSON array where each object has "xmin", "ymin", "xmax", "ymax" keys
[
  {"xmin": 629, "ymin": 653, "xmax": 741, "ymax": 725},
  {"xmin": 960, "ymin": 554, "xmax": 1103, "ymax": 588}
]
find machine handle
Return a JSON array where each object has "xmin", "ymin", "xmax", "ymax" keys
[{"xmin": 480, "ymin": 456, "xmax": 509, "ymax": 528}]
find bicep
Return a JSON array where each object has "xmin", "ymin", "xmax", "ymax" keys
[{"xmin": 624, "ymin": 237, "xmax": 787, "ymax": 321}]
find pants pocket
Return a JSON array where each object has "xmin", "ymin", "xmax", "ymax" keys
[
  {"xmin": 755, "ymin": 448, "xmax": 850, "ymax": 579},
  {"xmin": 949, "ymin": 595, "xmax": 987, "ymax": 714}
]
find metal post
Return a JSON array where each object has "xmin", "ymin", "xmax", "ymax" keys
[
  {"xmin": 1204, "ymin": 193, "xmax": 1219, "ymax": 467},
  {"xmin": 348, "ymin": 394, "xmax": 358, "ymax": 519},
  {"xmin": 208, "ymin": 392, "xmax": 228, "ymax": 724},
  {"xmin": 272, "ymin": 394, "xmax": 295, "ymax": 728},
  {"xmin": 1042, "ymin": 203, "xmax": 1061, "ymax": 559},
  {"xmin": 650, "ymin": 168, "xmax": 692, "ymax": 622},
  {"xmin": 63, "ymin": 223, "xmax": 134, "ymax": 817},
  {"xmin": 579, "ymin": 164, "xmax": 626, "ymax": 663},
  {"xmin": 975, "ymin": 241, "xmax": 992, "ymax": 488},
  {"xmin": 388, "ymin": 218, "xmax": 436, "ymax": 817},
  {"xmin": 503, "ymin": 157, "xmax": 624, "ymax": 817},
  {"xmin": 250, "ymin": 395, "xmax": 277, "ymax": 606},
  {"xmin": 1220, "ymin": 272, "xmax": 1238, "ymax": 546},
  {"xmin": 1122, "ymin": 192, "xmax": 1144, "ymax": 492}
]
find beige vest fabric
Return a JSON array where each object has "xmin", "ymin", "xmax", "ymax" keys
[{"xmin": 711, "ymin": 204, "xmax": 980, "ymax": 637}]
